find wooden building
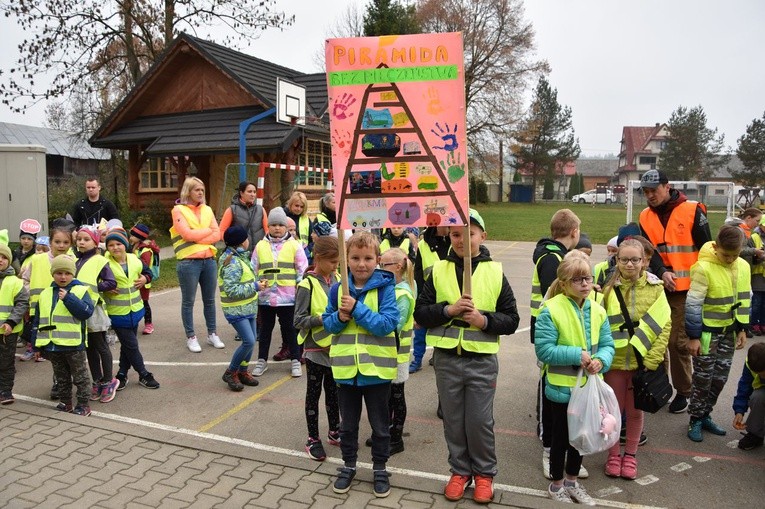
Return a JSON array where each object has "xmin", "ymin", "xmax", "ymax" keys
[{"xmin": 89, "ymin": 33, "xmax": 330, "ymax": 216}]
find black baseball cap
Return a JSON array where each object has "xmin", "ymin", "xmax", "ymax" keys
[{"xmin": 640, "ymin": 170, "xmax": 669, "ymax": 189}]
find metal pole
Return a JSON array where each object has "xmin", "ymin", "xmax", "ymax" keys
[{"xmin": 239, "ymin": 107, "xmax": 276, "ymax": 182}]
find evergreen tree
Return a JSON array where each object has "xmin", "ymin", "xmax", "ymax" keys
[
  {"xmin": 363, "ymin": 0, "xmax": 420, "ymax": 36},
  {"xmin": 660, "ymin": 105, "xmax": 729, "ymax": 180},
  {"xmin": 732, "ymin": 111, "xmax": 765, "ymax": 187}
]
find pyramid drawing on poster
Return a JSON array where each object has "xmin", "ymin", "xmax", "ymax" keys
[{"xmin": 336, "ymin": 64, "xmax": 468, "ymax": 229}]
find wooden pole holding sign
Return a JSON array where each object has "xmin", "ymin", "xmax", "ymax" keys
[
  {"xmin": 462, "ymin": 224, "xmax": 472, "ymax": 298},
  {"xmin": 338, "ymin": 229, "xmax": 350, "ymax": 297}
]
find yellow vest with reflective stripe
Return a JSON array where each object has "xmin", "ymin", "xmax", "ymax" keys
[
  {"xmin": 75, "ymin": 255, "xmax": 108, "ymax": 305},
  {"xmin": 696, "ymin": 257, "xmax": 751, "ymax": 330},
  {"xmin": 380, "ymin": 237, "xmax": 411, "ymax": 256},
  {"xmin": 35, "ymin": 285, "xmax": 88, "ymax": 347},
  {"xmin": 604, "ymin": 284, "xmax": 670, "ymax": 362},
  {"xmin": 543, "ymin": 294, "xmax": 605, "ymax": 387},
  {"xmin": 752, "ymin": 233, "xmax": 764, "ymax": 276},
  {"xmin": 217, "ymin": 255, "xmax": 257, "ymax": 310},
  {"xmin": 297, "ymin": 215, "xmax": 310, "ymax": 246},
  {"xmin": 255, "ymin": 238, "xmax": 300, "ymax": 287},
  {"xmin": 170, "ymin": 205, "xmax": 217, "ymax": 259},
  {"xmin": 296, "ymin": 274, "xmax": 336, "ymax": 348},
  {"xmin": 417, "ymin": 240, "xmax": 441, "ymax": 281},
  {"xmin": 28, "ymin": 253, "xmax": 54, "ymax": 317},
  {"xmin": 330, "ymin": 287, "xmax": 397, "ymax": 380},
  {"xmin": 138, "ymin": 247, "xmax": 155, "ymax": 289},
  {"xmin": 593, "ymin": 260, "xmax": 609, "ymax": 286},
  {"xmin": 395, "ymin": 285, "xmax": 415, "ymax": 363},
  {"xmin": 530, "ymin": 249, "xmax": 563, "ymax": 318},
  {"xmin": 0, "ymin": 275, "xmax": 25, "ymax": 333},
  {"xmin": 104, "ymin": 254, "xmax": 144, "ymax": 316},
  {"xmin": 426, "ymin": 260, "xmax": 503, "ymax": 354}
]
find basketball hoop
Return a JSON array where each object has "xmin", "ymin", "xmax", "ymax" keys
[{"xmin": 289, "ymin": 116, "xmax": 298, "ymax": 126}]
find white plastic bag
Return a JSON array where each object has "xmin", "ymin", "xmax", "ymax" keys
[{"xmin": 567, "ymin": 369, "xmax": 621, "ymax": 455}]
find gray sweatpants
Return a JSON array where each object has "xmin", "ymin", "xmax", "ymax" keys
[
  {"xmin": 747, "ymin": 387, "xmax": 765, "ymax": 438},
  {"xmin": 434, "ymin": 349, "xmax": 498, "ymax": 477}
]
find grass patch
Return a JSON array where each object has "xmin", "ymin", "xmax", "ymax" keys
[
  {"xmin": 474, "ymin": 203, "xmax": 727, "ymax": 244},
  {"xmin": 149, "ymin": 257, "xmax": 180, "ymax": 292}
]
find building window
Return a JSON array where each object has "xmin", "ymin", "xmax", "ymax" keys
[
  {"xmin": 139, "ymin": 157, "xmax": 179, "ymax": 191},
  {"xmin": 638, "ymin": 156, "xmax": 657, "ymax": 169},
  {"xmin": 297, "ymin": 138, "xmax": 332, "ymax": 186},
  {"xmin": 714, "ymin": 189, "xmax": 725, "ymax": 195}
]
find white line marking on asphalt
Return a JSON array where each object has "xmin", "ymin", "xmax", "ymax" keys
[
  {"xmin": 595, "ymin": 486, "xmax": 623, "ymax": 498},
  {"xmin": 13, "ymin": 395, "xmax": 667, "ymax": 509},
  {"xmin": 692, "ymin": 456, "xmax": 711, "ymax": 463},
  {"xmin": 635, "ymin": 475, "xmax": 659, "ymax": 486},
  {"xmin": 670, "ymin": 462, "xmax": 691, "ymax": 472}
]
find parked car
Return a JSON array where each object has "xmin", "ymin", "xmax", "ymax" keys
[{"xmin": 572, "ymin": 189, "xmax": 614, "ymax": 204}]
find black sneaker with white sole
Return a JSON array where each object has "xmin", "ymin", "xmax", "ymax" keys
[
  {"xmin": 668, "ymin": 394, "xmax": 688, "ymax": 413},
  {"xmin": 139, "ymin": 372, "xmax": 160, "ymax": 389},
  {"xmin": 333, "ymin": 467, "xmax": 356, "ymax": 494}
]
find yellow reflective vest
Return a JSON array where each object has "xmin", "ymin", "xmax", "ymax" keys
[
  {"xmin": 426, "ymin": 260, "xmax": 504, "ymax": 354},
  {"xmin": 380, "ymin": 237, "xmax": 411, "ymax": 256},
  {"xmin": 330, "ymin": 287, "xmax": 397, "ymax": 380},
  {"xmin": 255, "ymin": 238, "xmax": 300, "ymax": 287},
  {"xmin": 0, "ymin": 275, "xmax": 25, "ymax": 333},
  {"xmin": 694, "ymin": 256, "xmax": 751, "ymax": 331},
  {"xmin": 417, "ymin": 240, "xmax": 440, "ymax": 281},
  {"xmin": 104, "ymin": 254, "xmax": 144, "ymax": 317},
  {"xmin": 752, "ymin": 233, "xmax": 764, "ymax": 276},
  {"xmin": 530, "ymin": 248, "xmax": 563, "ymax": 319},
  {"xmin": 746, "ymin": 359, "xmax": 763, "ymax": 390},
  {"xmin": 542, "ymin": 294, "xmax": 606, "ymax": 388},
  {"xmin": 35, "ymin": 285, "xmax": 89, "ymax": 347},
  {"xmin": 75, "ymin": 254, "xmax": 108, "ymax": 305},
  {"xmin": 170, "ymin": 204, "xmax": 217, "ymax": 259},
  {"xmin": 27, "ymin": 253, "xmax": 54, "ymax": 317},
  {"xmin": 218, "ymin": 255, "xmax": 257, "ymax": 310},
  {"xmin": 296, "ymin": 274, "xmax": 335, "ymax": 348},
  {"xmin": 297, "ymin": 215, "xmax": 310, "ymax": 246},
  {"xmin": 395, "ymin": 284, "xmax": 415, "ymax": 364}
]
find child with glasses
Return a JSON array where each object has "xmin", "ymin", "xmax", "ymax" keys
[
  {"xmin": 600, "ymin": 238, "xmax": 670, "ymax": 479},
  {"xmin": 535, "ymin": 250, "xmax": 614, "ymax": 504}
]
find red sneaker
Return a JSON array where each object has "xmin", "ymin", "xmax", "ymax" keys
[
  {"xmin": 142, "ymin": 323, "xmax": 154, "ymax": 335},
  {"xmin": 444, "ymin": 474, "xmax": 471, "ymax": 501},
  {"xmin": 473, "ymin": 475, "xmax": 494, "ymax": 504},
  {"xmin": 272, "ymin": 345, "xmax": 289, "ymax": 361}
]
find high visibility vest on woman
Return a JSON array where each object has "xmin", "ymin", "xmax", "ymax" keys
[
  {"xmin": 604, "ymin": 286, "xmax": 670, "ymax": 358},
  {"xmin": 395, "ymin": 285, "xmax": 415, "ymax": 363},
  {"xmin": 380, "ymin": 237, "xmax": 411, "ymax": 256},
  {"xmin": 297, "ymin": 215, "xmax": 310, "ymax": 245},
  {"xmin": 0, "ymin": 275, "xmax": 25, "ymax": 333},
  {"xmin": 35, "ymin": 285, "xmax": 89, "ymax": 347},
  {"xmin": 530, "ymin": 248, "xmax": 563, "ymax": 319},
  {"xmin": 426, "ymin": 260, "xmax": 504, "ymax": 354},
  {"xmin": 217, "ymin": 256, "xmax": 257, "ymax": 310},
  {"xmin": 170, "ymin": 204, "xmax": 217, "ymax": 259},
  {"xmin": 330, "ymin": 287, "xmax": 397, "ymax": 380},
  {"xmin": 639, "ymin": 201, "xmax": 700, "ymax": 291},
  {"xmin": 542, "ymin": 294, "xmax": 606, "ymax": 387},
  {"xmin": 255, "ymin": 239, "xmax": 300, "ymax": 287},
  {"xmin": 296, "ymin": 274, "xmax": 335, "ymax": 348},
  {"xmin": 75, "ymin": 255, "xmax": 109, "ymax": 305},
  {"xmin": 104, "ymin": 254, "xmax": 144, "ymax": 317},
  {"xmin": 27, "ymin": 253, "xmax": 54, "ymax": 317},
  {"xmin": 752, "ymin": 233, "xmax": 764, "ymax": 276},
  {"xmin": 695, "ymin": 257, "xmax": 751, "ymax": 331},
  {"xmin": 417, "ymin": 240, "xmax": 441, "ymax": 281}
]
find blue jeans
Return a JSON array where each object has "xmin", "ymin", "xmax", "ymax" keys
[
  {"xmin": 752, "ymin": 291, "xmax": 765, "ymax": 326},
  {"xmin": 412, "ymin": 326, "xmax": 426, "ymax": 364},
  {"xmin": 229, "ymin": 317, "xmax": 257, "ymax": 371},
  {"xmin": 177, "ymin": 258, "xmax": 217, "ymax": 337},
  {"xmin": 114, "ymin": 326, "xmax": 148, "ymax": 377}
]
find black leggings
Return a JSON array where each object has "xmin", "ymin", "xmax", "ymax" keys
[
  {"xmin": 143, "ymin": 299, "xmax": 152, "ymax": 324},
  {"xmin": 304, "ymin": 359, "xmax": 340, "ymax": 439},
  {"xmin": 86, "ymin": 331, "xmax": 113, "ymax": 383},
  {"xmin": 390, "ymin": 382, "xmax": 407, "ymax": 442},
  {"xmin": 257, "ymin": 305, "xmax": 299, "ymax": 360},
  {"xmin": 549, "ymin": 401, "xmax": 583, "ymax": 481}
]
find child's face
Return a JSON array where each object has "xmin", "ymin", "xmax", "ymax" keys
[
  {"xmin": 616, "ymin": 245, "xmax": 644, "ymax": 280},
  {"xmin": 287, "ymin": 223, "xmax": 297, "ymax": 237},
  {"xmin": 449, "ymin": 224, "xmax": 486, "ymax": 258},
  {"xmin": 713, "ymin": 244, "xmax": 742, "ymax": 265},
  {"xmin": 53, "ymin": 270, "xmax": 73, "ymax": 287},
  {"xmin": 390, "ymin": 227, "xmax": 405, "ymax": 237},
  {"xmin": 0, "ymin": 255, "xmax": 9, "ymax": 272},
  {"xmin": 75, "ymin": 231, "xmax": 97, "ymax": 253},
  {"xmin": 606, "ymin": 245, "xmax": 618, "ymax": 256},
  {"xmin": 315, "ymin": 253, "xmax": 339, "ymax": 276},
  {"xmin": 35, "ymin": 245, "xmax": 50, "ymax": 254},
  {"xmin": 129, "ymin": 235, "xmax": 140, "ymax": 246},
  {"xmin": 269, "ymin": 223, "xmax": 287, "ymax": 238},
  {"xmin": 106, "ymin": 240, "xmax": 126, "ymax": 259},
  {"xmin": 51, "ymin": 231, "xmax": 72, "ymax": 256},
  {"xmin": 348, "ymin": 244, "xmax": 379, "ymax": 286},
  {"xmin": 20, "ymin": 236, "xmax": 34, "ymax": 250},
  {"xmin": 380, "ymin": 252, "xmax": 402, "ymax": 280},
  {"xmin": 566, "ymin": 274, "xmax": 593, "ymax": 301}
]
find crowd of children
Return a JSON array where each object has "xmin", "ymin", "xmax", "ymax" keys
[{"xmin": 2, "ymin": 196, "xmax": 764, "ymax": 506}]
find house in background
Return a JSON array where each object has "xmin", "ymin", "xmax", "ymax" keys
[
  {"xmin": 0, "ymin": 122, "xmax": 110, "ymax": 178},
  {"xmin": 89, "ymin": 33, "xmax": 330, "ymax": 216},
  {"xmin": 615, "ymin": 123, "xmax": 668, "ymax": 187},
  {"xmin": 513, "ymin": 158, "xmax": 617, "ymax": 200},
  {"xmin": 576, "ymin": 158, "xmax": 619, "ymax": 191}
]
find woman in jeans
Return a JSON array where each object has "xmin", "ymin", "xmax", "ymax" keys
[{"xmin": 170, "ymin": 177, "xmax": 224, "ymax": 352}]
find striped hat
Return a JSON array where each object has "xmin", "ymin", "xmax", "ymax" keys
[{"xmin": 105, "ymin": 228, "xmax": 130, "ymax": 249}]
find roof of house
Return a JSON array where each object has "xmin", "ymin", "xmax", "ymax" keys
[
  {"xmin": 575, "ymin": 158, "xmax": 619, "ymax": 177},
  {"xmin": 618, "ymin": 125, "xmax": 664, "ymax": 171},
  {"xmin": 90, "ymin": 33, "xmax": 329, "ymax": 154},
  {"xmin": 1, "ymin": 122, "xmax": 110, "ymax": 160}
]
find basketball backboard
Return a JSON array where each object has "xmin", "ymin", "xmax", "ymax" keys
[{"xmin": 276, "ymin": 78, "xmax": 306, "ymax": 126}]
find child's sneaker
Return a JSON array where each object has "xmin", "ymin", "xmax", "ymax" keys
[
  {"xmin": 139, "ymin": 372, "xmax": 160, "ymax": 389},
  {"xmin": 237, "ymin": 370, "xmax": 259, "ymax": 387},
  {"xmin": 373, "ymin": 470, "xmax": 391, "ymax": 498},
  {"xmin": 738, "ymin": 432, "xmax": 764, "ymax": 450},
  {"xmin": 620, "ymin": 454, "xmax": 638, "ymax": 480},
  {"xmin": 0, "ymin": 391, "xmax": 15, "ymax": 405},
  {"xmin": 332, "ymin": 467, "xmax": 356, "ymax": 494},
  {"xmin": 252, "ymin": 359, "xmax": 268, "ymax": 377},
  {"xmin": 701, "ymin": 414, "xmax": 727, "ymax": 435},
  {"xmin": 142, "ymin": 323, "xmax": 154, "ymax": 335},
  {"xmin": 444, "ymin": 474, "xmax": 472, "ymax": 501},
  {"xmin": 605, "ymin": 454, "xmax": 621, "ymax": 477},
  {"xmin": 116, "ymin": 373, "xmax": 128, "ymax": 391},
  {"xmin": 89, "ymin": 383, "xmax": 101, "ymax": 401},
  {"xmin": 19, "ymin": 349, "xmax": 35, "ymax": 362},
  {"xmin": 100, "ymin": 378, "xmax": 119, "ymax": 403},
  {"xmin": 56, "ymin": 402, "xmax": 73, "ymax": 413},
  {"xmin": 305, "ymin": 438, "xmax": 326, "ymax": 461},
  {"xmin": 688, "ymin": 418, "xmax": 703, "ymax": 442},
  {"xmin": 187, "ymin": 336, "xmax": 202, "ymax": 353},
  {"xmin": 73, "ymin": 405, "xmax": 91, "ymax": 416},
  {"xmin": 327, "ymin": 430, "xmax": 341, "ymax": 446},
  {"xmin": 272, "ymin": 345, "xmax": 290, "ymax": 361},
  {"xmin": 564, "ymin": 480, "xmax": 595, "ymax": 505},
  {"xmin": 206, "ymin": 333, "xmax": 225, "ymax": 349},
  {"xmin": 290, "ymin": 359, "xmax": 302, "ymax": 378},
  {"xmin": 547, "ymin": 483, "xmax": 572, "ymax": 503},
  {"xmin": 473, "ymin": 475, "xmax": 493, "ymax": 504}
]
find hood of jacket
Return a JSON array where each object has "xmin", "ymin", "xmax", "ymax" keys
[
  {"xmin": 0, "ymin": 266, "xmax": 16, "ymax": 278},
  {"xmin": 137, "ymin": 239, "xmax": 161, "ymax": 255},
  {"xmin": 444, "ymin": 244, "xmax": 492, "ymax": 267},
  {"xmin": 533, "ymin": 238, "xmax": 567, "ymax": 265},
  {"xmin": 697, "ymin": 241, "xmax": 723, "ymax": 266},
  {"xmin": 349, "ymin": 267, "xmax": 396, "ymax": 295}
]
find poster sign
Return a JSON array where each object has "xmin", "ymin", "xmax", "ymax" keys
[{"xmin": 326, "ymin": 33, "xmax": 469, "ymax": 230}]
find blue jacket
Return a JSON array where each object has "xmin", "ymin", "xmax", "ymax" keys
[
  {"xmin": 323, "ymin": 268, "xmax": 399, "ymax": 386},
  {"xmin": 535, "ymin": 296, "xmax": 614, "ymax": 403},
  {"xmin": 31, "ymin": 279, "xmax": 94, "ymax": 352},
  {"xmin": 733, "ymin": 363, "xmax": 758, "ymax": 415}
]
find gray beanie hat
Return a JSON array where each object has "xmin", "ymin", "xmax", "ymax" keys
[{"xmin": 268, "ymin": 207, "xmax": 288, "ymax": 226}]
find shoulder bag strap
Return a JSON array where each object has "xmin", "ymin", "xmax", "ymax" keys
[{"xmin": 614, "ymin": 286, "xmax": 645, "ymax": 370}]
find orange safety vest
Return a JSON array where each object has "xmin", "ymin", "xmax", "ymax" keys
[{"xmin": 639, "ymin": 201, "xmax": 700, "ymax": 291}]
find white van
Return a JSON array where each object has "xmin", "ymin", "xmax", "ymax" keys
[{"xmin": 571, "ymin": 189, "xmax": 614, "ymax": 204}]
